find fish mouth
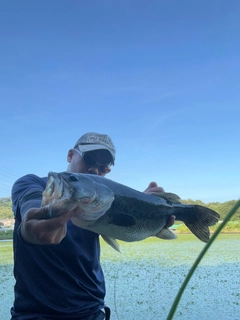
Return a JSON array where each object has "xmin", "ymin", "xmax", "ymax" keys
[
  {"xmin": 42, "ymin": 173, "xmax": 61, "ymax": 205},
  {"xmin": 42, "ymin": 172, "xmax": 76, "ymax": 206}
]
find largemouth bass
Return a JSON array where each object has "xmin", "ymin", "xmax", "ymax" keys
[{"xmin": 42, "ymin": 171, "xmax": 220, "ymax": 252}]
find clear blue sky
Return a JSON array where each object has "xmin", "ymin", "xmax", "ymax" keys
[{"xmin": 0, "ymin": 1, "xmax": 239, "ymax": 202}]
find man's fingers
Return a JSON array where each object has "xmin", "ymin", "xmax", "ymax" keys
[
  {"xmin": 40, "ymin": 210, "xmax": 77, "ymax": 230},
  {"xmin": 147, "ymin": 182, "xmax": 158, "ymax": 189},
  {"xmin": 144, "ymin": 182, "xmax": 165, "ymax": 194},
  {"xmin": 25, "ymin": 206, "xmax": 77, "ymax": 222},
  {"xmin": 143, "ymin": 182, "xmax": 157, "ymax": 193},
  {"xmin": 24, "ymin": 206, "xmax": 51, "ymax": 220},
  {"xmin": 21, "ymin": 206, "xmax": 80, "ymax": 245},
  {"xmin": 165, "ymin": 215, "xmax": 176, "ymax": 228},
  {"xmin": 146, "ymin": 186, "xmax": 165, "ymax": 194}
]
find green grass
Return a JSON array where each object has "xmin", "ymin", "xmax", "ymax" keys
[
  {"xmin": 175, "ymin": 220, "xmax": 240, "ymax": 233},
  {"xmin": 0, "ymin": 242, "xmax": 13, "ymax": 265},
  {"xmin": 1, "ymin": 232, "xmax": 239, "ymax": 266},
  {"xmin": 99, "ymin": 232, "xmax": 240, "ymax": 266}
]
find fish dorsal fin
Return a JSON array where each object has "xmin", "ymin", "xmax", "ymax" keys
[
  {"xmin": 151, "ymin": 192, "xmax": 181, "ymax": 204},
  {"xmin": 155, "ymin": 228, "xmax": 177, "ymax": 240},
  {"xmin": 101, "ymin": 235, "xmax": 121, "ymax": 253}
]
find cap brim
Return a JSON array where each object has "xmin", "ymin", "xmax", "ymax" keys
[{"xmin": 77, "ymin": 144, "xmax": 115, "ymax": 165}]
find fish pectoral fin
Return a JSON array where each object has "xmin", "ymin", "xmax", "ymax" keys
[
  {"xmin": 155, "ymin": 228, "xmax": 177, "ymax": 240},
  {"xmin": 101, "ymin": 235, "xmax": 121, "ymax": 253},
  {"xmin": 151, "ymin": 192, "xmax": 181, "ymax": 204}
]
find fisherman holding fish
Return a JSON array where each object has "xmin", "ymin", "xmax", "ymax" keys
[{"xmin": 10, "ymin": 132, "xmax": 176, "ymax": 320}]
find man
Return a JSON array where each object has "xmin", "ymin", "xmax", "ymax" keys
[{"xmin": 11, "ymin": 132, "xmax": 175, "ymax": 320}]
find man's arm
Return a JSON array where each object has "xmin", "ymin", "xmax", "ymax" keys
[
  {"xmin": 11, "ymin": 174, "xmax": 77, "ymax": 245},
  {"xmin": 20, "ymin": 203, "xmax": 77, "ymax": 245}
]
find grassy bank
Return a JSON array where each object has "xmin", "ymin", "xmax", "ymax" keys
[
  {"xmin": 0, "ymin": 222, "xmax": 239, "ymax": 241},
  {"xmin": 0, "ymin": 241, "xmax": 13, "ymax": 264},
  {"xmin": 175, "ymin": 220, "xmax": 240, "ymax": 233},
  {"xmin": 1, "ymin": 233, "xmax": 239, "ymax": 265}
]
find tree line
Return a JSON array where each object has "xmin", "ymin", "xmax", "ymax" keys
[
  {"xmin": 180, "ymin": 199, "xmax": 240, "ymax": 221},
  {"xmin": 0, "ymin": 197, "xmax": 12, "ymax": 219},
  {"xmin": 0, "ymin": 196, "xmax": 239, "ymax": 220}
]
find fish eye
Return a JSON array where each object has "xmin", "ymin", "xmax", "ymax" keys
[{"xmin": 69, "ymin": 175, "xmax": 78, "ymax": 182}]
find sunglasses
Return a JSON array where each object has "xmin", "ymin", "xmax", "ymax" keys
[{"xmin": 74, "ymin": 149, "xmax": 111, "ymax": 174}]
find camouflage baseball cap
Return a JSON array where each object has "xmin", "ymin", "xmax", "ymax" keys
[{"xmin": 74, "ymin": 132, "xmax": 116, "ymax": 165}]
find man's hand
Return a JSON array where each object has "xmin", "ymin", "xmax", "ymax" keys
[
  {"xmin": 143, "ymin": 182, "xmax": 176, "ymax": 228},
  {"xmin": 143, "ymin": 181, "xmax": 165, "ymax": 194},
  {"xmin": 20, "ymin": 206, "xmax": 77, "ymax": 245}
]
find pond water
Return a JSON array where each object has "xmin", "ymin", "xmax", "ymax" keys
[{"xmin": 1, "ymin": 234, "xmax": 240, "ymax": 320}]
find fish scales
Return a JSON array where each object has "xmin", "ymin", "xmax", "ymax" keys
[
  {"xmin": 42, "ymin": 172, "xmax": 220, "ymax": 252},
  {"xmin": 84, "ymin": 195, "xmax": 205, "ymax": 242}
]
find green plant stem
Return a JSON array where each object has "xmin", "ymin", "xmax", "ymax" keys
[{"xmin": 166, "ymin": 199, "xmax": 240, "ymax": 320}]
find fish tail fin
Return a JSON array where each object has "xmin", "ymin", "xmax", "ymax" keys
[{"xmin": 183, "ymin": 205, "xmax": 220, "ymax": 242}]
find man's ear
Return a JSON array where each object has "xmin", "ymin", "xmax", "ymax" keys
[{"xmin": 67, "ymin": 149, "xmax": 74, "ymax": 163}]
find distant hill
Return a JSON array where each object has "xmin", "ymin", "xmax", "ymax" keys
[{"xmin": 0, "ymin": 197, "xmax": 239, "ymax": 220}]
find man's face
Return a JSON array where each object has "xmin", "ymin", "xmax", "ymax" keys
[{"xmin": 67, "ymin": 149, "xmax": 112, "ymax": 177}]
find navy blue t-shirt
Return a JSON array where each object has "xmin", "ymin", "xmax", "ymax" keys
[{"xmin": 11, "ymin": 174, "xmax": 105, "ymax": 319}]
